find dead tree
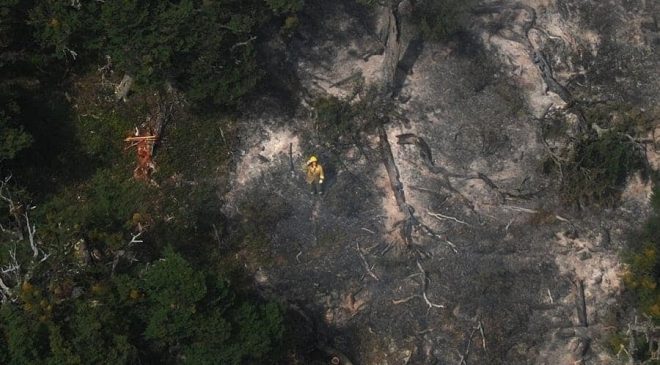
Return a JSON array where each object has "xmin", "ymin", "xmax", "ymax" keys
[
  {"xmin": 0, "ymin": 176, "xmax": 50, "ymax": 302},
  {"xmin": 379, "ymin": 0, "xmax": 417, "ymax": 94},
  {"xmin": 617, "ymin": 315, "xmax": 660, "ymax": 364},
  {"xmin": 379, "ymin": 125, "xmax": 416, "ymax": 245}
]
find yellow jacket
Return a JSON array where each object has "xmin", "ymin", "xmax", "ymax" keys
[{"xmin": 306, "ymin": 164, "xmax": 324, "ymax": 184}]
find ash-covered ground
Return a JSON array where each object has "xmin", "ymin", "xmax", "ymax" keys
[{"xmin": 221, "ymin": 1, "xmax": 659, "ymax": 364}]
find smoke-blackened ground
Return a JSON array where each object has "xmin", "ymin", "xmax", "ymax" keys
[{"xmin": 222, "ymin": 0, "xmax": 659, "ymax": 363}]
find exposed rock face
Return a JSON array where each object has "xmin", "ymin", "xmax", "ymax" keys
[{"xmin": 224, "ymin": 0, "xmax": 658, "ymax": 363}]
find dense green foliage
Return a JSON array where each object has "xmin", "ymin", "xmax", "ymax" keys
[
  {"xmin": 0, "ymin": 0, "xmax": 306, "ymax": 363},
  {"xmin": 26, "ymin": 0, "xmax": 279, "ymax": 106},
  {"xmin": 0, "ymin": 249, "xmax": 284, "ymax": 364}
]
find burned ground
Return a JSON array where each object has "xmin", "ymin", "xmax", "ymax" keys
[{"xmin": 221, "ymin": 0, "xmax": 658, "ymax": 364}]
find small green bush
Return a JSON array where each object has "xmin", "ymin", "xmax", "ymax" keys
[
  {"xmin": 414, "ymin": 0, "xmax": 476, "ymax": 41},
  {"xmin": 312, "ymin": 86, "xmax": 391, "ymax": 149},
  {"xmin": 0, "ymin": 113, "xmax": 32, "ymax": 162},
  {"xmin": 313, "ymin": 96, "xmax": 358, "ymax": 145},
  {"xmin": 560, "ymin": 130, "xmax": 646, "ymax": 206},
  {"xmin": 75, "ymin": 112, "xmax": 132, "ymax": 165}
]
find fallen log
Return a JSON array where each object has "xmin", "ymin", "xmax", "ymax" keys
[
  {"xmin": 379, "ymin": 125, "xmax": 416, "ymax": 245},
  {"xmin": 574, "ymin": 279, "xmax": 588, "ymax": 327}
]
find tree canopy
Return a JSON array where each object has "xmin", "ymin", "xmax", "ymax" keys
[{"xmin": 0, "ymin": 0, "xmax": 304, "ymax": 363}]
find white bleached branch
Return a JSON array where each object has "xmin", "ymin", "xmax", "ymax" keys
[
  {"xmin": 416, "ymin": 260, "xmax": 444, "ymax": 311},
  {"xmin": 428, "ymin": 211, "xmax": 470, "ymax": 226}
]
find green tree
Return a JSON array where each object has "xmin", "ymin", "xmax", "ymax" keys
[
  {"xmin": 0, "ymin": 112, "xmax": 32, "ymax": 162},
  {"xmin": 27, "ymin": 0, "xmax": 280, "ymax": 106},
  {"xmin": 0, "ymin": 304, "xmax": 50, "ymax": 365},
  {"xmin": 265, "ymin": 0, "xmax": 304, "ymax": 14},
  {"xmin": 139, "ymin": 248, "xmax": 284, "ymax": 364},
  {"xmin": 0, "ymin": 248, "xmax": 286, "ymax": 364}
]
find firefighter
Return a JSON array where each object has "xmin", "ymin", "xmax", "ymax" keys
[{"xmin": 306, "ymin": 156, "xmax": 324, "ymax": 195}]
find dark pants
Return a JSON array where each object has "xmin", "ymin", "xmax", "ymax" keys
[{"xmin": 309, "ymin": 180, "xmax": 322, "ymax": 194}]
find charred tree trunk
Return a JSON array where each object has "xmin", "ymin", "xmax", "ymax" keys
[
  {"xmin": 379, "ymin": 125, "xmax": 415, "ymax": 245},
  {"xmin": 380, "ymin": 0, "xmax": 417, "ymax": 94}
]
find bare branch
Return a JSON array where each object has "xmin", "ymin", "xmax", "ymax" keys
[
  {"xmin": 500, "ymin": 204, "xmax": 570, "ymax": 223},
  {"xmin": 230, "ymin": 36, "xmax": 257, "ymax": 51},
  {"xmin": 479, "ymin": 320, "xmax": 487, "ymax": 351},
  {"xmin": 416, "ymin": 260, "xmax": 444, "ymax": 310},
  {"xmin": 458, "ymin": 325, "xmax": 479, "ymax": 365},
  {"xmin": 129, "ymin": 232, "xmax": 143, "ymax": 245},
  {"xmin": 24, "ymin": 212, "xmax": 39, "ymax": 259},
  {"xmin": 361, "ymin": 227, "xmax": 376, "ymax": 234},
  {"xmin": 356, "ymin": 242, "xmax": 380, "ymax": 281},
  {"xmin": 428, "ymin": 211, "xmax": 470, "ymax": 226},
  {"xmin": 0, "ymin": 277, "xmax": 11, "ymax": 302},
  {"xmin": 392, "ymin": 295, "xmax": 416, "ymax": 304},
  {"xmin": 418, "ymin": 223, "xmax": 459, "ymax": 253}
]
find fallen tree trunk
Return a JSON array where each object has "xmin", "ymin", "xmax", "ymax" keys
[
  {"xmin": 379, "ymin": 125, "xmax": 415, "ymax": 245},
  {"xmin": 574, "ymin": 279, "xmax": 588, "ymax": 327}
]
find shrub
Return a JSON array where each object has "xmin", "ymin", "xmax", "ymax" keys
[
  {"xmin": 560, "ymin": 130, "xmax": 646, "ymax": 206},
  {"xmin": 414, "ymin": 0, "xmax": 475, "ymax": 41},
  {"xmin": 313, "ymin": 96, "xmax": 358, "ymax": 146},
  {"xmin": 0, "ymin": 248, "xmax": 286, "ymax": 364},
  {"xmin": 623, "ymin": 183, "xmax": 660, "ymax": 320},
  {"xmin": 0, "ymin": 113, "xmax": 32, "ymax": 162}
]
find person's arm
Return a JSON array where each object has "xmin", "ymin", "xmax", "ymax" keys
[{"xmin": 319, "ymin": 165, "xmax": 325, "ymax": 183}]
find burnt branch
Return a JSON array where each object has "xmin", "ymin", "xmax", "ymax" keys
[
  {"xmin": 356, "ymin": 242, "xmax": 380, "ymax": 281},
  {"xmin": 416, "ymin": 260, "xmax": 444, "ymax": 311}
]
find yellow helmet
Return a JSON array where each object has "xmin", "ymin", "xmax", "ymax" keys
[{"xmin": 307, "ymin": 156, "xmax": 318, "ymax": 165}]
